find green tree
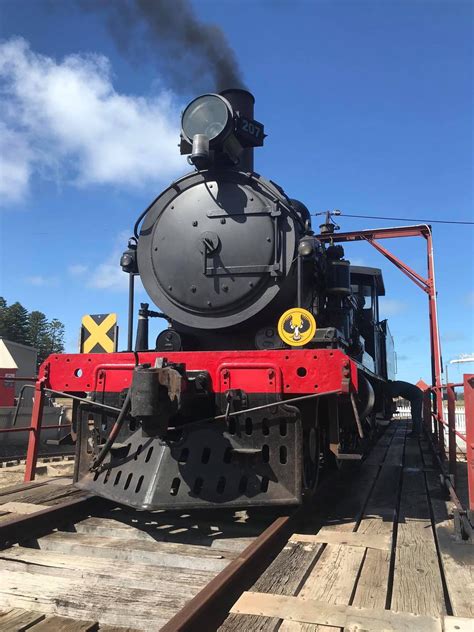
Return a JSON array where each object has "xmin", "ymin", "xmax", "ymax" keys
[
  {"xmin": 28, "ymin": 311, "xmax": 50, "ymax": 364},
  {"xmin": 45, "ymin": 318, "xmax": 65, "ymax": 355},
  {"xmin": 0, "ymin": 298, "xmax": 66, "ymax": 363},
  {"xmin": 2, "ymin": 301, "xmax": 29, "ymax": 344},
  {"xmin": 0, "ymin": 297, "xmax": 7, "ymax": 338}
]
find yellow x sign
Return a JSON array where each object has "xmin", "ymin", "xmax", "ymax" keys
[{"xmin": 80, "ymin": 313, "xmax": 117, "ymax": 354}]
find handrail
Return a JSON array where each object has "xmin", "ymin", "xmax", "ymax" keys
[{"xmin": 423, "ymin": 375, "xmax": 473, "ymax": 527}]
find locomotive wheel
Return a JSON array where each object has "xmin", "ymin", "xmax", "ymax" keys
[{"xmin": 302, "ymin": 423, "xmax": 321, "ymax": 500}]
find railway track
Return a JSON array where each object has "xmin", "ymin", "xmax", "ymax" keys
[
  {"xmin": 0, "ymin": 478, "xmax": 305, "ymax": 630},
  {"xmin": 0, "ymin": 452, "xmax": 75, "ymax": 467},
  {"xmin": 0, "ymin": 421, "xmax": 472, "ymax": 631}
]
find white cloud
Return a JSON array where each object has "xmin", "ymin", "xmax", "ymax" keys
[
  {"xmin": 89, "ymin": 258, "xmax": 146, "ymax": 294},
  {"xmin": 25, "ymin": 275, "xmax": 59, "ymax": 287},
  {"xmin": 379, "ymin": 298, "xmax": 407, "ymax": 316},
  {"xmin": 0, "ymin": 123, "xmax": 33, "ymax": 202},
  {"xmin": 0, "ymin": 38, "xmax": 184, "ymax": 205},
  {"xmin": 87, "ymin": 230, "xmax": 130, "ymax": 291},
  {"xmin": 89, "ymin": 259, "xmax": 128, "ymax": 292},
  {"xmin": 68, "ymin": 264, "xmax": 88, "ymax": 277}
]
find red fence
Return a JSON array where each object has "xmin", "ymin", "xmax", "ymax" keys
[
  {"xmin": 1, "ymin": 376, "xmax": 71, "ymax": 479},
  {"xmin": 423, "ymin": 374, "xmax": 474, "ymax": 537}
]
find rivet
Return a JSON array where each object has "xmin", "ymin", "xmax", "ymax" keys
[
  {"xmin": 222, "ymin": 285, "xmax": 228, "ymax": 292},
  {"xmin": 249, "ymin": 282, "xmax": 254, "ymax": 288},
  {"xmin": 220, "ymin": 218, "xmax": 226, "ymax": 224},
  {"xmin": 207, "ymin": 301, "xmax": 212, "ymax": 306},
  {"xmin": 168, "ymin": 286, "xmax": 172, "ymax": 291},
  {"xmin": 190, "ymin": 286, "xmax": 196, "ymax": 293},
  {"xmin": 171, "ymin": 205, "xmax": 174, "ymax": 209},
  {"xmin": 192, "ymin": 221, "xmax": 198, "ymax": 227},
  {"xmin": 209, "ymin": 184, "xmax": 213, "ymax": 188},
  {"xmin": 266, "ymin": 237, "xmax": 271, "ymax": 242}
]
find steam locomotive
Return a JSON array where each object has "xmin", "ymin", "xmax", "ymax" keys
[{"xmin": 74, "ymin": 89, "xmax": 396, "ymax": 509}]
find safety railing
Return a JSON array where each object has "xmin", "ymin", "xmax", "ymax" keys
[
  {"xmin": 423, "ymin": 374, "xmax": 473, "ymax": 540},
  {"xmin": 1, "ymin": 376, "xmax": 72, "ymax": 479}
]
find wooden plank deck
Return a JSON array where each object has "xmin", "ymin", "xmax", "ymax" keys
[
  {"xmin": 0, "ymin": 420, "xmax": 472, "ymax": 631},
  {"xmin": 0, "ymin": 476, "xmax": 273, "ymax": 630},
  {"xmin": 223, "ymin": 420, "xmax": 474, "ymax": 631}
]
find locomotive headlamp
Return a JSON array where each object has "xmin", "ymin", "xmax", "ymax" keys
[
  {"xmin": 298, "ymin": 238, "xmax": 314, "ymax": 257},
  {"xmin": 181, "ymin": 94, "xmax": 234, "ymax": 146},
  {"xmin": 180, "ymin": 90, "xmax": 265, "ymax": 171}
]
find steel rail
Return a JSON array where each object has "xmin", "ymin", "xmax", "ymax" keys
[
  {"xmin": 160, "ymin": 505, "xmax": 305, "ymax": 632},
  {"xmin": 0, "ymin": 494, "xmax": 104, "ymax": 549},
  {"xmin": 0, "ymin": 424, "xmax": 72, "ymax": 434},
  {"xmin": 0, "ymin": 451, "xmax": 74, "ymax": 462}
]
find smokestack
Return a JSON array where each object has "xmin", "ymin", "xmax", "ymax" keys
[{"xmin": 220, "ymin": 89, "xmax": 255, "ymax": 172}]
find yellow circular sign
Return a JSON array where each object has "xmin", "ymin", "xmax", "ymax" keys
[{"xmin": 277, "ymin": 308, "xmax": 317, "ymax": 347}]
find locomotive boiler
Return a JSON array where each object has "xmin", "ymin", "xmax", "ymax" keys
[{"xmin": 74, "ymin": 89, "xmax": 396, "ymax": 510}]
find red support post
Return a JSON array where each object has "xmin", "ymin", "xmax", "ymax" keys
[
  {"xmin": 24, "ymin": 377, "xmax": 46, "ymax": 482},
  {"xmin": 446, "ymin": 384, "xmax": 457, "ymax": 486},
  {"xmin": 425, "ymin": 231, "xmax": 445, "ymax": 457},
  {"xmin": 464, "ymin": 374, "xmax": 474, "ymax": 513}
]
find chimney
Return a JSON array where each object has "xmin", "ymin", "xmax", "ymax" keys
[{"xmin": 220, "ymin": 89, "xmax": 255, "ymax": 172}]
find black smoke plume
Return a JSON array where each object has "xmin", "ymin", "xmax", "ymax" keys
[{"xmin": 81, "ymin": 0, "xmax": 245, "ymax": 93}]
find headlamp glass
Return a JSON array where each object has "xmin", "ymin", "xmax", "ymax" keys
[
  {"xmin": 181, "ymin": 95, "xmax": 231, "ymax": 143},
  {"xmin": 298, "ymin": 239, "xmax": 314, "ymax": 257}
]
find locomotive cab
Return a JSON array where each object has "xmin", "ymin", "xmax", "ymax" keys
[{"xmin": 349, "ymin": 266, "xmax": 395, "ymax": 381}]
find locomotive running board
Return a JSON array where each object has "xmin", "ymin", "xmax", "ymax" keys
[{"xmin": 76, "ymin": 407, "xmax": 302, "ymax": 510}]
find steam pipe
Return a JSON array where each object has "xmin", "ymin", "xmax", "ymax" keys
[
  {"xmin": 297, "ymin": 255, "xmax": 303, "ymax": 307},
  {"xmin": 127, "ymin": 273, "xmax": 135, "ymax": 352}
]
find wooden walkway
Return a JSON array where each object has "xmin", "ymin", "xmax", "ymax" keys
[
  {"xmin": 222, "ymin": 421, "xmax": 474, "ymax": 631},
  {"xmin": 0, "ymin": 420, "xmax": 472, "ymax": 631}
]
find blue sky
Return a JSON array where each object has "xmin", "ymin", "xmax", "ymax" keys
[{"xmin": 0, "ymin": 0, "xmax": 472, "ymax": 385}]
